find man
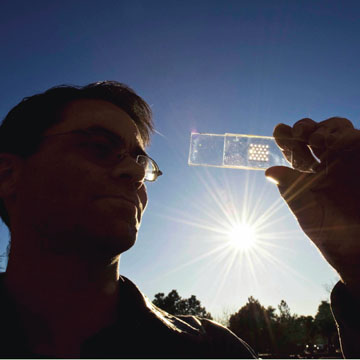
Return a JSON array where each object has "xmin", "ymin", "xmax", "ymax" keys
[{"xmin": 0, "ymin": 81, "xmax": 358, "ymax": 358}]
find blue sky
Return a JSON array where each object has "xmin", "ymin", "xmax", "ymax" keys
[{"xmin": 1, "ymin": 0, "xmax": 360, "ymax": 319}]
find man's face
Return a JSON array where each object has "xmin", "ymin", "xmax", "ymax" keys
[{"xmin": 13, "ymin": 99, "xmax": 148, "ymax": 257}]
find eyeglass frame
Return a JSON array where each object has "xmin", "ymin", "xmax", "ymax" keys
[{"xmin": 39, "ymin": 127, "xmax": 163, "ymax": 182}]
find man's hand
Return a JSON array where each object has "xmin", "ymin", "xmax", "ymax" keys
[{"xmin": 265, "ymin": 117, "xmax": 360, "ymax": 297}]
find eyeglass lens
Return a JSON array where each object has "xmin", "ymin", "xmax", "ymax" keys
[{"xmin": 137, "ymin": 155, "xmax": 158, "ymax": 182}]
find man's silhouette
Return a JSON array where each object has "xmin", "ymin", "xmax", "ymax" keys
[{"xmin": 0, "ymin": 82, "xmax": 359, "ymax": 358}]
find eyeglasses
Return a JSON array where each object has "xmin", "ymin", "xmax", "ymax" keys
[{"xmin": 41, "ymin": 128, "xmax": 163, "ymax": 182}]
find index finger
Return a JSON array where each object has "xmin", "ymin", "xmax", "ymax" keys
[
  {"xmin": 273, "ymin": 123, "xmax": 318, "ymax": 172},
  {"xmin": 292, "ymin": 118, "xmax": 318, "ymax": 141}
]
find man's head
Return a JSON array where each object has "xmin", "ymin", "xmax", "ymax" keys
[{"xmin": 0, "ymin": 81, "xmax": 155, "ymax": 258}]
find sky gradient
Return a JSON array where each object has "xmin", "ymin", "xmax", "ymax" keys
[{"xmin": 1, "ymin": 0, "xmax": 360, "ymax": 319}]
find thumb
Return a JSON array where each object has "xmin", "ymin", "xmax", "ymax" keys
[
  {"xmin": 265, "ymin": 166, "xmax": 314, "ymax": 209},
  {"xmin": 265, "ymin": 166, "xmax": 320, "ymax": 230},
  {"xmin": 265, "ymin": 166, "xmax": 301, "ymax": 188}
]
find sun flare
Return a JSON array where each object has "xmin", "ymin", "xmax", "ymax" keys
[
  {"xmin": 227, "ymin": 223, "xmax": 257, "ymax": 250},
  {"xmin": 156, "ymin": 168, "xmax": 303, "ymax": 300}
]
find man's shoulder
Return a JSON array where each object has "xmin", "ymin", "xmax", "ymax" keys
[{"xmin": 170, "ymin": 313, "xmax": 257, "ymax": 358}]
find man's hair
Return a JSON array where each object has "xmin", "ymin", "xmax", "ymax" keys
[{"xmin": 0, "ymin": 81, "xmax": 154, "ymax": 227}]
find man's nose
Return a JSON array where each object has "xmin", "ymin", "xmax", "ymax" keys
[{"xmin": 111, "ymin": 156, "xmax": 146, "ymax": 184}]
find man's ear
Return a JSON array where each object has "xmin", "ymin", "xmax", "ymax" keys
[{"xmin": 0, "ymin": 153, "xmax": 23, "ymax": 199}]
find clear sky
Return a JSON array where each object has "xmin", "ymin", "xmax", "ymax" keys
[{"xmin": 1, "ymin": 0, "xmax": 359, "ymax": 319}]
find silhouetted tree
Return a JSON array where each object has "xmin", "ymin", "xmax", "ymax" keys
[
  {"xmin": 313, "ymin": 300, "xmax": 339, "ymax": 353},
  {"xmin": 228, "ymin": 296, "xmax": 277, "ymax": 354},
  {"xmin": 228, "ymin": 298, "xmax": 322, "ymax": 357},
  {"xmin": 274, "ymin": 300, "xmax": 305, "ymax": 355},
  {"xmin": 152, "ymin": 290, "xmax": 212, "ymax": 319},
  {"xmin": 295, "ymin": 315, "xmax": 316, "ymax": 348},
  {"xmin": 278, "ymin": 300, "xmax": 291, "ymax": 320}
]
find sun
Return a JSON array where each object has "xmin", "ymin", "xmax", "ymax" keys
[{"xmin": 227, "ymin": 223, "xmax": 257, "ymax": 250}]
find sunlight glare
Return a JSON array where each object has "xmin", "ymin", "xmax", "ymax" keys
[{"xmin": 227, "ymin": 223, "xmax": 257, "ymax": 250}]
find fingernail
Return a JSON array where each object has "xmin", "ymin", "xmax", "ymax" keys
[{"xmin": 266, "ymin": 176, "xmax": 279, "ymax": 185}]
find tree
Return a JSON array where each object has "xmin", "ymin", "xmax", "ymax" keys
[
  {"xmin": 229, "ymin": 296, "xmax": 277, "ymax": 354},
  {"xmin": 228, "ymin": 298, "xmax": 319, "ymax": 357},
  {"xmin": 313, "ymin": 300, "xmax": 339, "ymax": 353},
  {"xmin": 278, "ymin": 300, "xmax": 291, "ymax": 321},
  {"xmin": 295, "ymin": 315, "xmax": 316, "ymax": 348},
  {"xmin": 274, "ymin": 300, "xmax": 305, "ymax": 355},
  {"xmin": 152, "ymin": 290, "xmax": 212, "ymax": 319},
  {"xmin": 213, "ymin": 307, "xmax": 234, "ymax": 327}
]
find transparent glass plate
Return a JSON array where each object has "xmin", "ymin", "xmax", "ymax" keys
[{"xmin": 188, "ymin": 133, "xmax": 291, "ymax": 171}]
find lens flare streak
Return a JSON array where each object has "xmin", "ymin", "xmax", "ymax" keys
[{"xmin": 151, "ymin": 166, "xmax": 316, "ymax": 310}]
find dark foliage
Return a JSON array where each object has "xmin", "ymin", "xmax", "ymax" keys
[
  {"xmin": 152, "ymin": 290, "xmax": 212, "ymax": 319},
  {"xmin": 229, "ymin": 296, "xmax": 340, "ymax": 357}
]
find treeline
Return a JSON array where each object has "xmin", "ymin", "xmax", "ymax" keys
[
  {"xmin": 153, "ymin": 290, "xmax": 212, "ymax": 319},
  {"xmin": 152, "ymin": 291, "xmax": 340, "ymax": 358}
]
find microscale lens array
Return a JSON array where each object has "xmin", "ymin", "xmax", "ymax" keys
[
  {"xmin": 188, "ymin": 133, "xmax": 291, "ymax": 171},
  {"xmin": 248, "ymin": 144, "xmax": 270, "ymax": 162}
]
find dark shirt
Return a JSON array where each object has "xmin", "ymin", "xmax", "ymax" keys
[{"xmin": 0, "ymin": 273, "xmax": 256, "ymax": 358}]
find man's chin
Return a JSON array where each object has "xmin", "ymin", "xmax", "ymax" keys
[
  {"xmin": 81, "ymin": 233, "xmax": 137, "ymax": 259},
  {"xmin": 96, "ymin": 224, "xmax": 138, "ymax": 254},
  {"xmin": 73, "ymin": 220, "xmax": 139, "ymax": 258}
]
